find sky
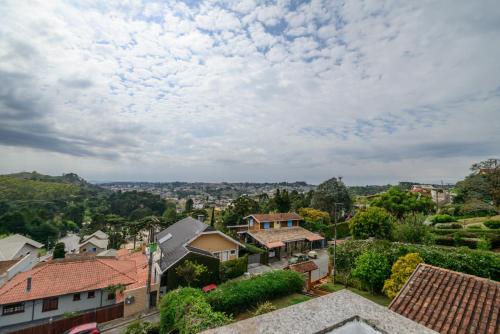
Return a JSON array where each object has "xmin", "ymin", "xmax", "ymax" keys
[{"xmin": 0, "ymin": 0, "xmax": 499, "ymax": 185}]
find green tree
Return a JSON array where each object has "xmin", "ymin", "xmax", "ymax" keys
[
  {"xmin": 349, "ymin": 207, "xmax": 394, "ymax": 240},
  {"xmin": 0, "ymin": 211, "xmax": 28, "ymax": 235},
  {"xmin": 470, "ymin": 158, "xmax": 500, "ymax": 205},
  {"xmin": 222, "ymin": 196, "xmax": 260, "ymax": 226},
  {"xmin": 370, "ymin": 186, "xmax": 434, "ymax": 218},
  {"xmin": 270, "ymin": 189, "xmax": 291, "ymax": 212},
  {"xmin": 311, "ymin": 177, "xmax": 352, "ymax": 218},
  {"xmin": 394, "ymin": 213, "xmax": 430, "ymax": 244},
  {"xmin": 162, "ymin": 206, "xmax": 177, "ymax": 225},
  {"xmin": 175, "ymin": 260, "xmax": 208, "ymax": 287},
  {"xmin": 53, "ymin": 242, "xmax": 66, "ymax": 259},
  {"xmin": 185, "ymin": 198, "xmax": 194, "ymax": 213},
  {"xmin": 352, "ymin": 251, "xmax": 390, "ymax": 294},
  {"xmin": 383, "ymin": 253, "xmax": 423, "ymax": 299}
]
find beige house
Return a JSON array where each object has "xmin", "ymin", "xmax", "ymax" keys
[
  {"xmin": 232, "ymin": 213, "xmax": 325, "ymax": 259},
  {"xmin": 155, "ymin": 217, "xmax": 243, "ymax": 291},
  {"xmin": 79, "ymin": 230, "xmax": 109, "ymax": 254}
]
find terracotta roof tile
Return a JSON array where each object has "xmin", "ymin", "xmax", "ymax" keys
[
  {"xmin": 389, "ymin": 264, "xmax": 499, "ymax": 334},
  {"xmin": 289, "ymin": 260, "xmax": 318, "ymax": 273},
  {"xmin": 0, "ymin": 257, "xmax": 137, "ymax": 304}
]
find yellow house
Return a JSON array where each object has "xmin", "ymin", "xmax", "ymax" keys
[{"xmin": 155, "ymin": 217, "xmax": 244, "ymax": 292}]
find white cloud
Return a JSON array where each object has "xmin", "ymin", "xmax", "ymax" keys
[{"xmin": 0, "ymin": 0, "xmax": 499, "ymax": 184}]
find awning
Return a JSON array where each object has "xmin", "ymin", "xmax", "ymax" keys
[
  {"xmin": 266, "ymin": 241, "xmax": 285, "ymax": 248},
  {"xmin": 306, "ymin": 235, "xmax": 324, "ymax": 241}
]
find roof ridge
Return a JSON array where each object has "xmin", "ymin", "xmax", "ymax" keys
[{"xmin": 96, "ymin": 258, "xmax": 138, "ymax": 282}]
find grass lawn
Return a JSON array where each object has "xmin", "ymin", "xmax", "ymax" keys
[
  {"xmin": 234, "ymin": 293, "xmax": 313, "ymax": 321},
  {"xmin": 316, "ymin": 282, "xmax": 391, "ymax": 307}
]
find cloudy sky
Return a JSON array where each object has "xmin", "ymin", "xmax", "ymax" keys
[{"xmin": 0, "ymin": 0, "xmax": 499, "ymax": 185}]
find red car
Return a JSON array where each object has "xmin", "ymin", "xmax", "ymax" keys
[{"xmin": 63, "ymin": 322, "xmax": 101, "ymax": 334}]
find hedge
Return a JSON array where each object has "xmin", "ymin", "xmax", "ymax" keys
[
  {"xmin": 206, "ymin": 270, "xmax": 304, "ymax": 314},
  {"xmin": 220, "ymin": 255, "xmax": 248, "ymax": 281},
  {"xmin": 435, "ymin": 223, "xmax": 463, "ymax": 229},
  {"xmin": 159, "ymin": 288, "xmax": 231, "ymax": 334},
  {"xmin": 431, "ymin": 214, "xmax": 457, "ymax": 224},
  {"xmin": 484, "ymin": 220, "xmax": 500, "ymax": 229},
  {"xmin": 333, "ymin": 240, "xmax": 500, "ymax": 281}
]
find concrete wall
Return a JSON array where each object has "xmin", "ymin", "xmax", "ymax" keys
[
  {"xmin": 0, "ymin": 289, "xmax": 116, "ymax": 328},
  {"xmin": 122, "ymin": 283, "xmax": 160, "ymax": 318}
]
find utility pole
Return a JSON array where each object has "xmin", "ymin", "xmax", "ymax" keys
[
  {"xmin": 332, "ymin": 203, "xmax": 343, "ymax": 285},
  {"xmin": 145, "ymin": 216, "xmax": 159, "ymax": 311}
]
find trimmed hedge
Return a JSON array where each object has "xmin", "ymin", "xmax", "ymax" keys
[
  {"xmin": 431, "ymin": 214, "xmax": 457, "ymax": 224},
  {"xmin": 484, "ymin": 220, "xmax": 500, "ymax": 229},
  {"xmin": 206, "ymin": 270, "xmax": 304, "ymax": 314},
  {"xmin": 220, "ymin": 255, "xmax": 248, "ymax": 281},
  {"xmin": 333, "ymin": 240, "xmax": 500, "ymax": 281},
  {"xmin": 159, "ymin": 288, "xmax": 231, "ymax": 334},
  {"xmin": 435, "ymin": 223, "xmax": 463, "ymax": 229}
]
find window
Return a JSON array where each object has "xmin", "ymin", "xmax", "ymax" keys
[
  {"xmin": 107, "ymin": 292, "xmax": 116, "ymax": 300},
  {"xmin": 42, "ymin": 297, "xmax": 58, "ymax": 312},
  {"xmin": 87, "ymin": 291, "xmax": 95, "ymax": 299},
  {"xmin": 263, "ymin": 222, "xmax": 270, "ymax": 229},
  {"xmin": 230, "ymin": 250, "xmax": 236, "ymax": 255},
  {"xmin": 249, "ymin": 218, "xmax": 254, "ymax": 226},
  {"xmin": 92, "ymin": 247, "xmax": 97, "ymax": 252},
  {"xmin": 288, "ymin": 220, "xmax": 293, "ymax": 228},
  {"xmin": 3, "ymin": 302, "xmax": 25, "ymax": 315},
  {"xmin": 73, "ymin": 293, "xmax": 81, "ymax": 301}
]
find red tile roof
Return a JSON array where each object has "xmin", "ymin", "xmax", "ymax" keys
[
  {"xmin": 248, "ymin": 213, "xmax": 303, "ymax": 222},
  {"xmin": 0, "ymin": 257, "xmax": 137, "ymax": 304},
  {"xmin": 389, "ymin": 264, "xmax": 499, "ymax": 334},
  {"xmin": 289, "ymin": 260, "xmax": 318, "ymax": 273}
]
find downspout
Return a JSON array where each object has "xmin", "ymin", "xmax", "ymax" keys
[
  {"xmin": 100, "ymin": 290, "xmax": 103, "ymax": 307},
  {"xmin": 31, "ymin": 300, "xmax": 35, "ymax": 321}
]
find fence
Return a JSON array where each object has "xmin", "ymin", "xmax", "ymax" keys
[
  {"xmin": 7, "ymin": 303, "xmax": 124, "ymax": 334},
  {"xmin": 247, "ymin": 253, "xmax": 261, "ymax": 265}
]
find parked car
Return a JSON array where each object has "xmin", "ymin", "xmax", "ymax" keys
[
  {"xmin": 308, "ymin": 250, "xmax": 318, "ymax": 259},
  {"xmin": 63, "ymin": 323, "xmax": 101, "ymax": 334},
  {"xmin": 288, "ymin": 253, "xmax": 309, "ymax": 265}
]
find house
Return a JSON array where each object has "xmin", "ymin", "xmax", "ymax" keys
[
  {"xmin": 155, "ymin": 217, "xmax": 243, "ymax": 293},
  {"xmin": 389, "ymin": 264, "xmax": 499, "ymax": 334},
  {"xmin": 58, "ymin": 234, "xmax": 80, "ymax": 254},
  {"xmin": 0, "ymin": 252, "xmax": 159, "ymax": 330},
  {"xmin": 232, "ymin": 213, "xmax": 325, "ymax": 259},
  {"xmin": 202, "ymin": 290, "xmax": 435, "ymax": 334},
  {"xmin": 79, "ymin": 230, "xmax": 109, "ymax": 254},
  {"xmin": 0, "ymin": 234, "xmax": 44, "ymax": 261}
]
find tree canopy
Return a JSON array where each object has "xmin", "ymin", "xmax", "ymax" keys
[
  {"xmin": 311, "ymin": 177, "xmax": 352, "ymax": 218},
  {"xmin": 370, "ymin": 186, "xmax": 434, "ymax": 218},
  {"xmin": 349, "ymin": 207, "xmax": 394, "ymax": 240}
]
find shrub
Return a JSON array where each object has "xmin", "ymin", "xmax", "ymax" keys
[
  {"xmin": 477, "ymin": 238, "xmax": 492, "ymax": 251},
  {"xmin": 383, "ymin": 253, "xmax": 423, "ymax": 299},
  {"xmin": 175, "ymin": 260, "xmax": 208, "ymax": 287},
  {"xmin": 334, "ymin": 240, "xmax": 500, "ymax": 281},
  {"xmin": 242, "ymin": 243, "xmax": 265, "ymax": 254},
  {"xmin": 253, "ymin": 301, "xmax": 276, "ymax": 316},
  {"xmin": 159, "ymin": 288, "xmax": 231, "ymax": 334},
  {"xmin": 336, "ymin": 222, "xmax": 351, "ymax": 239},
  {"xmin": 484, "ymin": 220, "xmax": 500, "ymax": 229},
  {"xmin": 207, "ymin": 270, "xmax": 304, "ymax": 314},
  {"xmin": 125, "ymin": 320, "xmax": 159, "ymax": 334},
  {"xmin": 394, "ymin": 213, "xmax": 431, "ymax": 244},
  {"xmin": 431, "ymin": 214, "xmax": 457, "ymax": 224},
  {"xmin": 53, "ymin": 242, "xmax": 66, "ymax": 259},
  {"xmin": 220, "ymin": 255, "xmax": 248, "ymax": 281},
  {"xmin": 349, "ymin": 207, "xmax": 394, "ymax": 240},
  {"xmin": 352, "ymin": 251, "xmax": 391, "ymax": 294},
  {"xmin": 435, "ymin": 223, "xmax": 463, "ymax": 229}
]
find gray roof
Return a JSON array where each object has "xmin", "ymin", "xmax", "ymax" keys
[
  {"xmin": 0, "ymin": 234, "xmax": 44, "ymax": 261},
  {"xmin": 156, "ymin": 217, "xmax": 214, "ymax": 271},
  {"xmin": 79, "ymin": 236, "xmax": 109, "ymax": 250},
  {"xmin": 58, "ymin": 234, "xmax": 80, "ymax": 253}
]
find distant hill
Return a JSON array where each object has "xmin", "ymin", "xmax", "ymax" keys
[
  {"xmin": 0, "ymin": 172, "xmax": 103, "ymax": 201},
  {"xmin": 348, "ymin": 185, "xmax": 392, "ymax": 197}
]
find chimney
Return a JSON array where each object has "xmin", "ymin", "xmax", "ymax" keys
[
  {"xmin": 197, "ymin": 215, "xmax": 204, "ymax": 222},
  {"xmin": 26, "ymin": 276, "xmax": 32, "ymax": 292}
]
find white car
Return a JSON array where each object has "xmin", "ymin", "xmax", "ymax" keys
[{"xmin": 308, "ymin": 250, "xmax": 318, "ymax": 259}]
